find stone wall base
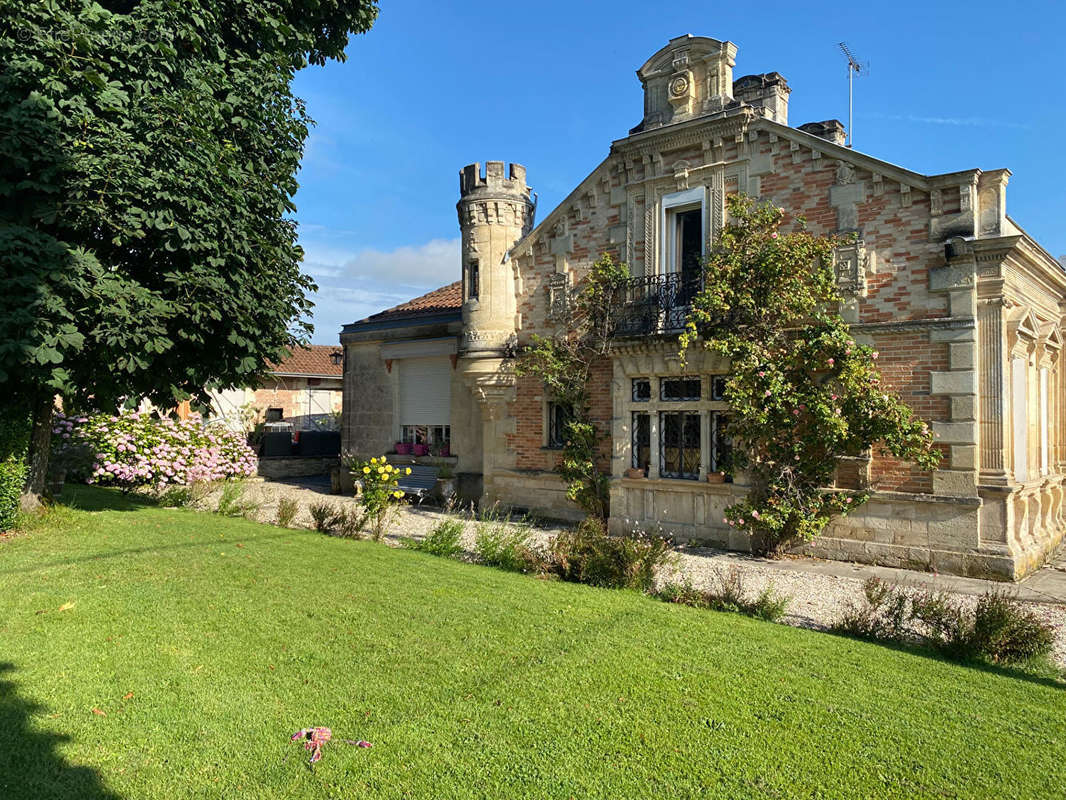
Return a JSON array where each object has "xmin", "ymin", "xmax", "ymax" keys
[
  {"xmin": 486, "ymin": 470, "xmax": 586, "ymax": 523},
  {"xmin": 257, "ymin": 456, "xmax": 339, "ymax": 480}
]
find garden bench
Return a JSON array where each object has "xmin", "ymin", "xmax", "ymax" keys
[{"xmin": 395, "ymin": 464, "xmax": 440, "ymax": 502}]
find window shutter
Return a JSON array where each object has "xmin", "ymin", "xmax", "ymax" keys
[{"xmin": 398, "ymin": 356, "xmax": 452, "ymax": 425}]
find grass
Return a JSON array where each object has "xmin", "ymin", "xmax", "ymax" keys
[{"xmin": 1, "ymin": 486, "xmax": 1064, "ymax": 799}]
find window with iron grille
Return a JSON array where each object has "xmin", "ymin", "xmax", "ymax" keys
[
  {"xmin": 632, "ymin": 412, "xmax": 650, "ymax": 474},
  {"xmin": 660, "ymin": 377, "xmax": 701, "ymax": 402},
  {"xmin": 710, "ymin": 375, "xmax": 728, "ymax": 401},
  {"xmin": 547, "ymin": 402, "xmax": 573, "ymax": 449},
  {"xmin": 660, "ymin": 411, "xmax": 700, "ymax": 479},
  {"xmin": 632, "ymin": 378, "xmax": 651, "ymax": 402}
]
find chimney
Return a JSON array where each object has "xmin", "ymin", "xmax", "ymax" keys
[{"xmin": 797, "ymin": 120, "xmax": 847, "ymax": 147}]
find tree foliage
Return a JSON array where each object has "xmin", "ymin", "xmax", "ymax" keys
[
  {"xmin": 0, "ymin": 0, "xmax": 377, "ymax": 493},
  {"xmin": 680, "ymin": 196, "xmax": 940, "ymax": 551},
  {"xmin": 515, "ymin": 253, "xmax": 629, "ymax": 520}
]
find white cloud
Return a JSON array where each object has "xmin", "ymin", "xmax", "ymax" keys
[
  {"xmin": 297, "ymin": 236, "xmax": 462, "ymax": 345},
  {"xmin": 337, "ymin": 238, "xmax": 460, "ymax": 288}
]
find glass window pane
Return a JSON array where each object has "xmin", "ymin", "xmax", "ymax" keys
[
  {"xmin": 632, "ymin": 378, "xmax": 651, "ymax": 402},
  {"xmin": 632, "ymin": 412, "xmax": 650, "ymax": 472},
  {"xmin": 661, "ymin": 377, "xmax": 701, "ymax": 401}
]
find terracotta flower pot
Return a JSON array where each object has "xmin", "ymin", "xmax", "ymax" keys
[
  {"xmin": 706, "ymin": 472, "xmax": 726, "ymax": 484},
  {"xmin": 625, "ymin": 467, "xmax": 645, "ymax": 479}
]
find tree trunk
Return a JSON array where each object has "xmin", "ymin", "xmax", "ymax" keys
[{"xmin": 20, "ymin": 393, "xmax": 53, "ymax": 511}]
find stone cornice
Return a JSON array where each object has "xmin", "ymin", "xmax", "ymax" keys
[
  {"xmin": 847, "ymin": 316, "xmax": 975, "ymax": 335},
  {"xmin": 610, "ymin": 107, "xmax": 755, "ymax": 159},
  {"xmin": 754, "ymin": 119, "xmax": 933, "ymax": 191}
]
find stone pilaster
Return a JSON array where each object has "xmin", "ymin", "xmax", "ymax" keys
[{"xmin": 978, "ymin": 298, "xmax": 1009, "ymax": 485}]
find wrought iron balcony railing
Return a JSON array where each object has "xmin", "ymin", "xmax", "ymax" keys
[{"xmin": 611, "ymin": 272, "xmax": 703, "ymax": 337}]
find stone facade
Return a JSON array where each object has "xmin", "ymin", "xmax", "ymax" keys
[{"xmin": 341, "ymin": 34, "xmax": 1066, "ymax": 579}]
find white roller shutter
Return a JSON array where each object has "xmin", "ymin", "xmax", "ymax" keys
[{"xmin": 398, "ymin": 356, "xmax": 452, "ymax": 425}]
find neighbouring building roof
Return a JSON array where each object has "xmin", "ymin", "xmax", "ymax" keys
[
  {"xmin": 343, "ymin": 281, "xmax": 462, "ymax": 332},
  {"xmin": 269, "ymin": 345, "xmax": 344, "ymax": 378}
]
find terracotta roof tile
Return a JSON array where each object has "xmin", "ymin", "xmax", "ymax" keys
[
  {"xmin": 351, "ymin": 281, "xmax": 462, "ymax": 327},
  {"xmin": 269, "ymin": 345, "xmax": 343, "ymax": 377}
]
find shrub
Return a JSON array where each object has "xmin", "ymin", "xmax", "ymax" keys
[
  {"xmin": 57, "ymin": 410, "xmax": 257, "ymax": 488},
  {"xmin": 548, "ymin": 518, "xmax": 671, "ymax": 591},
  {"xmin": 655, "ymin": 567, "xmax": 790, "ymax": 622},
  {"xmin": 968, "ymin": 590, "xmax": 1054, "ymax": 664},
  {"xmin": 275, "ymin": 497, "xmax": 299, "ymax": 528},
  {"xmin": 474, "ymin": 509, "xmax": 543, "ymax": 574},
  {"xmin": 409, "ymin": 518, "xmax": 465, "ymax": 558},
  {"xmin": 0, "ymin": 412, "xmax": 30, "ymax": 531},
  {"xmin": 155, "ymin": 484, "xmax": 196, "ymax": 507},
  {"xmin": 0, "ymin": 459, "xmax": 26, "ymax": 532},
  {"xmin": 350, "ymin": 456, "xmax": 407, "ymax": 541},
  {"xmin": 833, "ymin": 578, "xmax": 1054, "ymax": 665},
  {"xmin": 334, "ymin": 506, "xmax": 365, "ymax": 539},
  {"xmin": 751, "ymin": 584, "xmax": 791, "ymax": 623},
  {"xmin": 309, "ymin": 501, "xmax": 340, "ymax": 533},
  {"xmin": 831, "ymin": 577, "xmax": 910, "ymax": 640},
  {"xmin": 215, "ymin": 480, "xmax": 258, "ymax": 518},
  {"xmin": 307, "ymin": 502, "xmax": 363, "ymax": 537}
]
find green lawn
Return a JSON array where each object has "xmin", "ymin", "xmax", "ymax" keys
[{"xmin": 1, "ymin": 487, "xmax": 1064, "ymax": 799}]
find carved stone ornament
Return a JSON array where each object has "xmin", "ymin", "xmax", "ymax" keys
[
  {"xmin": 835, "ymin": 161, "xmax": 856, "ymax": 186},
  {"xmin": 547, "ymin": 272, "xmax": 571, "ymax": 321},
  {"xmin": 669, "ymin": 75, "xmax": 690, "ymax": 98},
  {"xmin": 833, "ymin": 240, "xmax": 868, "ymax": 296}
]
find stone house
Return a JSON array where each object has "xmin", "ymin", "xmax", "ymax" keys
[
  {"xmin": 342, "ymin": 34, "xmax": 1066, "ymax": 579},
  {"xmin": 206, "ymin": 345, "xmax": 344, "ymax": 431}
]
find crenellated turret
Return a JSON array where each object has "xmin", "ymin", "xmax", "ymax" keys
[{"xmin": 456, "ymin": 161, "xmax": 536, "ymax": 357}]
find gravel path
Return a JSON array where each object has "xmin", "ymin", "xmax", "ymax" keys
[{"xmin": 186, "ymin": 478, "xmax": 1066, "ymax": 669}]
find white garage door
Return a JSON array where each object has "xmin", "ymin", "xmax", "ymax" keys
[{"xmin": 398, "ymin": 356, "xmax": 452, "ymax": 425}]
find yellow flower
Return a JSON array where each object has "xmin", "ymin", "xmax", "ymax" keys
[
  {"xmin": 393, "ymin": 490, "xmax": 403, "ymax": 499},
  {"xmin": 362, "ymin": 466, "xmax": 370, "ymax": 474},
  {"xmin": 405, "ymin": 467, "xmax": 412, "ymax": 475},
  {"xmin": 370, "ymin": 457, "xmax": 377, "ymax": 464}
]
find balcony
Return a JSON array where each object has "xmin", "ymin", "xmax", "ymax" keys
[{"xmin": 611, "ymin": 272, "xmax": 703, "ymax": 337}]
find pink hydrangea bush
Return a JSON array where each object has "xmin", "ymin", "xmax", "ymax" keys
[{"xmin": 55, "ymin": 411, "xmax": 257, "ymax": 488}]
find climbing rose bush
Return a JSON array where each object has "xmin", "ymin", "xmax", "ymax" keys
[
  {"xmin": 679, "ymin": 195, "xmax": 941, "ymax": 552},
  {"xmin": 55, "ymin": 411, "xmax": 257, "ymax": 487}
]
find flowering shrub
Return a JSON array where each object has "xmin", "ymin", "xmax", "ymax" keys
[
  {"xmin": 679, "ymin": 196, "xmax": 940, "ymax": 552},
  {"xmin": 352, "ymin": 456, "xmax": 408, "ymax": 540},
  {"xmin": 55, "ymin": 411, "xmax": 257, "ymax": 488}
]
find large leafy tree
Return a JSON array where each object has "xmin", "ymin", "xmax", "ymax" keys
[{"xmin": 0, "ymin": 1, "xmax": 378, "ymax": 503}]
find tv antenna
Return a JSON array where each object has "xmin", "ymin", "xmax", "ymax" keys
[{"xmin": 838, "ymin": 42, "xmax": 864, "ymax": 147}]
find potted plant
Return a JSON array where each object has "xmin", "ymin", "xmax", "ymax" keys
[
  {"xmin": 412, "ymin": 443, "xmax": 429, "ymax": 457},
  {"xmin": 624, "ymin": 467, "xmax": 645, "ymax": 479},
  {"xmin": 395, "ymin": 441, "xmax": 412, "ymax": 455},
  {"xmin": 706, "ymin": 471, "xmax": 727, "ymax": 484}
]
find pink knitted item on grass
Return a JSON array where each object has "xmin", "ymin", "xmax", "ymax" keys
[{"xmin": 290, "ymin": 727, "xmax": 372, "ymax": 766}]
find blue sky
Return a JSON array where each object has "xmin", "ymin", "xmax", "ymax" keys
[{"xmin": 292, "ymin": 0, "xmax": 1066, "ymax": 344}]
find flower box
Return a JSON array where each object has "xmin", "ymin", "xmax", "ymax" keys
[
  {"xmin": 412, "ymin": 443, "xmax": 429, "ymax": 457},
  {"xmin": 394, "ymin": 442, "xmax": 412, "ymax": 455}
]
